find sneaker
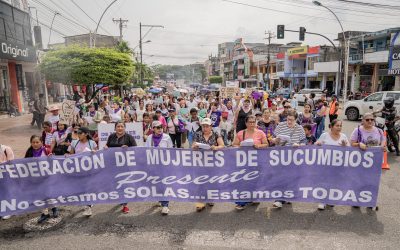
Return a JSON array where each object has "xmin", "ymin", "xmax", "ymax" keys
[
  {"xmin": 196, "ymin": 203, "xmax": 206, "ymax": 212},
  {"xmin": 273, "ymin": 201, "xmax": 283, "ymax": 208},
  {"xmin": 83, "ymin": 206, "xmax": 93, "ymax": 217},
  {"xmin": 235, "ymin": 204, "xmax": 245, "ymax": 211},
  {"xmin": 161, "ymin": 207, "xmax": 169, "ymax": 215},
  {"xmin": 352, "ymin": 206, "xmax": 360, "ymax": 209},
  {"xmin": 1, "ymin": 215, "xmax": 11, "ymax": 220},
  {"xmin": 318, "ymin": 204, "xmax": 326, "ymax": 210},
  {"xmin": 52, "ymin": 207, "xmax": 59, "ymax": 218},
  {"xmin": 206, "ymin": 203, "xmax": 215, "ymax": 207},
  {"xmin": 37, "ymin": 213, "xmax": 50, "ymax": 224},
  {"xmin": 122, "ymin": 205, "xmax": 130, "ymax": 214}
]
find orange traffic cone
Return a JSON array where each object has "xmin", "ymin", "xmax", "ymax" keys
[
  {"xmin": 382, "ymin": 131, "xmax": 390, "ymax": 170},
  {"xmin": 382, "ymin": 150, "xmax": 390, "ymax": 170}
]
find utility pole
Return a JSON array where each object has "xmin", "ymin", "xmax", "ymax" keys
[
  {"xmin": 113, "ymin": 18, "xmax": 128, "ymax": 41},
  {"xmin": 139, "ymin": 23, "xmax": 164, "ymax": 84},
  {"xmin": 264, "ymin": 30, "xmax": 276, "ymax": 91}
]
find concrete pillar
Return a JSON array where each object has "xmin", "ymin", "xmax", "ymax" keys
[
  {"xmin": 322, "ymin": 73, "xmax": 327, "ymax": 90},
  {"xmin": 335, "ymin": 71, "xmax": 339, "ymax": 95},
  {"xmin": 371, "ymin": 63, "xmax": 379, "ymax": 92},
  {"xmin": 395, "ymin": 76, "xmax": 400, "ymax": 91},
  {"xmin": 7, "ymin": 62, "xmax": 22, "ymax": 112},
  {"xmin": 350, "ymin": 71, "xmax": 355, "ymax": 93}
]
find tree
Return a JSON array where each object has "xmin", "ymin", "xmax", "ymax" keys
[
  {"xmin": 40, "ymin": 46, "xmax": 134, "ymax": 101},
  {"xmin": 209, "ymin": 76, "xmax": 223, "ymax": 84},
  {"xmin": 115, "ymin": 40, "xmax": 133, "ymax": 54}
]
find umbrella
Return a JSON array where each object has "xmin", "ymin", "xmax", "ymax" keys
[{"xmin": 148, "ymin": 88, "xmax": 162, "ymax": 94}]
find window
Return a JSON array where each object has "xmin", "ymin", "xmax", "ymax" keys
[
  {"xmin": 386, "ymin": 93, "xmax": 400, "ymax": 101},
  {"xmin": 277, "ymin": 61, "xmax": 284, "ymax": 72},
  {"xmin": 0, "ymin": 18, "xmax": 5, "ymax": 40},
  {"xmin": 365, "ymin": 93, "xmax": 383, "ymax": 102},
  {"xmin": 307, "ymin": 57, "xmax": 318, "ymax": 71},
  {"xmin": 15, "ymin": 23, "xmax": 23, "ymax": 42}
]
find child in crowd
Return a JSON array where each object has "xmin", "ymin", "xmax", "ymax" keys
[
  {"xmin": 304, "ymin": 124, "xmax": 316, "ymax": 145},
  {"xmin": 219, "ymin": 113, "xmax": 232, "ymax": 146},
  {"xmin": 24, "ymin": 135, "xmax": 57, "ymax": 223}
]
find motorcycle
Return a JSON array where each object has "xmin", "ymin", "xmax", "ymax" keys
[{"xmin": 375, "ymin": 117, "xmax": 400, "ymax": 152}]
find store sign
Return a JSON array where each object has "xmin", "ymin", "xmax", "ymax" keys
[
  {"xmin": 388, "ymin": 32, "xmax": 400, "ymax": 76},
  {"xmin": 287, "ymin": 46, "xmax": 308, "ymax": 56},
  {"xmin": 0, "ymin": 39, "xmax": 36, "ymax": 62}
]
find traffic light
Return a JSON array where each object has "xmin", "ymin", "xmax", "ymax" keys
[
  {"xmin": 299, "ymin": 27, "xmax": 306, "ymax": 41},
  {"xmin": 277, "ymin": 25, "xmax": 285, "ymax": 39}
]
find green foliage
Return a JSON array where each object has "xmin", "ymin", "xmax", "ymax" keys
[
  {"xmin": 40, "ymin": 46, "xmax": 134, "ymax": 86},
  {"xmin": 152, "ymin": 64, "xmax": 205, "ymax": 83},
  {"xmin": 209, "ymin": 76, "xmax": 222, "ymax": 84},
  {"xmin": 115, "ymin": 41, "xmax": 133, "ymax": 54}
]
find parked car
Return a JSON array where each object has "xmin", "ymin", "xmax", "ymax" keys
[
  {"xmin": 344, "ymin": 91, "xmax": 400, "ymax": 121},
  {"xmin": 276, "ymin": 88, "xmax": 291, "ymax": 99},
  {"xmin": 293, "ymin": 89, "xmax": 324, "ymax": 105}
]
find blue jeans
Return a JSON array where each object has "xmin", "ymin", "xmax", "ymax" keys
[
  {"xmin": 188, "ymin": 131, "xmax": 194, "ymax": 148},
  {"xmin": 316, "ymin": 117, "xmax": 325, "ymax": 139},
  {"xmin": 160, "ymin": 201, "xmax": 169, "ymax": 207}
]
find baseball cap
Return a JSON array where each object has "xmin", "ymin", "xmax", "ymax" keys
[
  {"xmin": 168, "ymin": 107, "xmax": 176, "ymax": 112},
  {"xmin": 201, "ymin": 118, "xmax": 212, "ymax": 126},
  {"xmin": 152, "ymin": 121, "xmax": 162, "ymax": 128},
  {"xmin": 77, "ymin": 127, "xmax": 90, "ymax": 134}
]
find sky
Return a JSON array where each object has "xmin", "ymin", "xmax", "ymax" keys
[{"xmin": 29, "ymin": 0, "xmax": 400, "ymax": 65}]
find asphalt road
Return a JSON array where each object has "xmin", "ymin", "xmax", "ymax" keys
[{"xmin": 0, "ymin": 113, "xmax": 400, "ymax": 250}]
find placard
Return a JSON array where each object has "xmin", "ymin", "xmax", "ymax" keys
[
  {"xmin": 98, "ymin": 122, "xmax": 144, "ymax": 149},
  {"xmin": 59, "ymin": 100, "xmax": 76, "ymax": 125}
]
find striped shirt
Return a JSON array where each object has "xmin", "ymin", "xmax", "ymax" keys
[{"xmin": 274, "ymin": 122, "xmax": 307, "ymax": 146}]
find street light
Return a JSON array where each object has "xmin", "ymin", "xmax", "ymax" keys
[
  {"xmin": 139, "ymin": 23, "xmax": 164, "ymax": 84},
  {"xmin": 313, "ymin": 0, "xmax": 349, "ymax": 103},
  {"xmin": 93, "ymin": 0, "xmax": 118, "ymax": 47},
  {"xmin": 133, "ymin": 40, "xmax": 151, "ymax": 51},
  {"xmin": 48, "ymin": 12, "xmax": 60, "ymax": 49}
]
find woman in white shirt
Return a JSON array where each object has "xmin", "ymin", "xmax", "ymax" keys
[
  {"xmin": 315, "ymin": 119, "xmax": 349, "ymax": 210},
  {"xmin": 145, "ymin": 121, "xmax": 173, "ymax": 215}
]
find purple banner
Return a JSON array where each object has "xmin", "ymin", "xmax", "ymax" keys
[{"xmin": 0, "ymin": 146, "xmax": 382, "ymax": 216}]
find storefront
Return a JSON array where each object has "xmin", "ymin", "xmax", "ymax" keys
[
  {"xmin": 0, "ymin": 0, "xmax": 38, "ymax": 113},
  {"xmin": 0, "ymin": 40, "xmax": 37, "ymax": 112}
]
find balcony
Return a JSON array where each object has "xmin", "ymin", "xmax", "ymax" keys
[{"xmin": 349, "ymin": 53, "xmax": 363, "ymax": 64}]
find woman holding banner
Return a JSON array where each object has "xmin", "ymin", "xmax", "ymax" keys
[
  {"xmin": 271, "ymin": 110, "xmax": 307, "ymax": 209},
  {"xmin": 50, "ymin": 121, "xmax": 70, "ymax": 155},
  {"xmin": 68, "ymin": 127, "xmax": 98, "ymax": 217},
  {"xmin": 105, "ymin": 121, "xmax": 137, "ymax": 214},
  {"xmin": 145, "ymin": 120, "xmax": 173, "ymax": 215},
  {"xmin": 0, "ymin": 143, "xmax": 14, "ymax": 220},
  {"xmin": 232, "ymin": 115, "xmax": 268, "ymax": 210},
  {"xmin": 24, "ymin": 135, "xmax": 56, "ymax": 223},
  {"xmin": 192, "ymin": 118, "xmax": 225, "ymax": 211},
  {"xmin": 315, "ymin": 119, "xmax": 349, "ymax": 210}
]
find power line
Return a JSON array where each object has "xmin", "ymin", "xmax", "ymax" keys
[
  {"xmin": 331, "ymin": 0, "xmax": 400, "ymax": 9},
  {"xmin": 32, "ymin": 0, "xmax": 90, "ymax": 32},
  {"xmin": 221, "ymin": 0, "xmax": 400, "ymax": 26},
  {"xmin": 70, "ymin": 0, "xmax": 113, "ymax": 35}
]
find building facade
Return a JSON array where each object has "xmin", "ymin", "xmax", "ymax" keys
[{"xmin": 0, "ymin": 0, "xmax": 39, "ymax": 113}]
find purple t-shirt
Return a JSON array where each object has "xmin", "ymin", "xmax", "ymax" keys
[
  {"xmin": 210, "ymin": 111, "xmax": 222, "ymax": 127},
  {"xmin": 350, "ymin": 126, "xmax": 385, "ymax": 147}
]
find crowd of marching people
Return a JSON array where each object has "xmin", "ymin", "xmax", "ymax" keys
[{"xmin": 0, "ymin": 88, "xmax": 392, "ymax": 222}]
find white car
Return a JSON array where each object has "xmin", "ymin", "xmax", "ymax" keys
[
  {"xmin": 294, "ymin": 89, "xmax": 324, "ymax": 105},
  {"xmin": 344, "ymin": 91, "xmax": 400, "ymax": 121}
]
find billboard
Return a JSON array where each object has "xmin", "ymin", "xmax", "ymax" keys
[{"xmin": 388, "ymin": 32, "xmax": 400, "ymax": 76}]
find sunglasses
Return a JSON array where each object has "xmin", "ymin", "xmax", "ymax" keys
[
  {"xmin": 365, "ymin": 119, "xmax": 375, "ymax": 122},
  {"xmin": 284, "ymin": 106, "xmax": 290, "ymax": 108},
  {"xmin": 73, "ymin": 130, "xmax": 79, "ymax": 133},
  {"xmin": 153, "ymin": 126, "xmax": 162, "ymax": 129}
]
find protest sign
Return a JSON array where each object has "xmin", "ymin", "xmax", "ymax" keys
[
  {"xmin": 98, "ymin": 122, "xmax": 144, "ymax": 149},
  {"xmin": 59, "ymin": 100, "xmax": 76, "ymax": 125},
  {"xmin": 0, "ymin": 146, "xmax": 382, "ymax": 216},
  {"xmin": 244, "ymin": 88, "xmax": 253, "ymax": 98},
  {"xmin": 226, "ymin": 81, "xmax": 239, "ymax": 88},
  {"xmin": 220, "ymin": 87, "xmax": 239, "ymax": 99}
]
